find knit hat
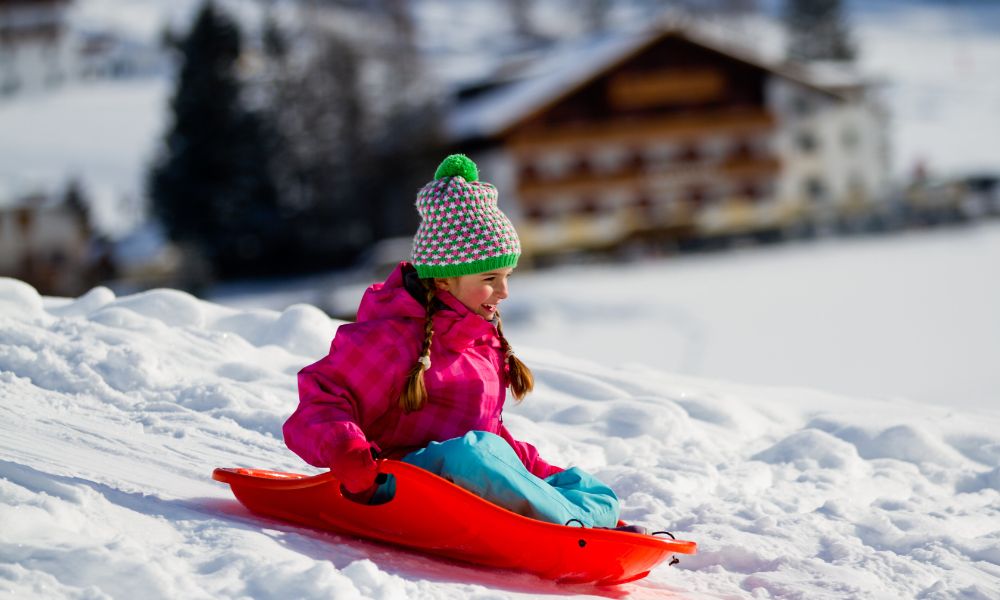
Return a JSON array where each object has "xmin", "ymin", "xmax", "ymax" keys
[{"xmin": 411, "ymin": 154, "xmax": 521, "ymax": 279}]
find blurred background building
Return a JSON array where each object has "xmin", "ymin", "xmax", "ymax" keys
[
  {"xmin": 447, "ymin": 24, "xmax": 889, "ymax": 262},
  {"xmin": 0, "ymin": 0, "xmax": 998, "ymax": 299}
]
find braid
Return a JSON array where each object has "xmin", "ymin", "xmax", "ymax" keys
[
  {"xmin": 496, "ymin": 314, "xmax": 534, "ymax": 401},
  {"xmin": 398, "ymin": 280, "xmax": 436, "ymax": 412}
]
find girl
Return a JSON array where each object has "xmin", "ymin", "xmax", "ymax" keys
[{"xmin": 283, "ymin": 154, "xmax": 623, "ymax": 529}]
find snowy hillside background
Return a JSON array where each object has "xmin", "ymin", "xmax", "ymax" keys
[
  {"xmin": 2, "ymin": 222, "xmax": 999, "ymax": 599},
  {"xmin": 2, "ymin": 0, "xmax": 1000, "ymax": 235}
]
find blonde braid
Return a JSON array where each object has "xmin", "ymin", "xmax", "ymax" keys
[
  {"xmin": 496, "ymin": 314, "xmax": 534, "ymax": 401},
  {"xmin": 398, "ymin": 280, "xmax": 436, "ymax": 412}
]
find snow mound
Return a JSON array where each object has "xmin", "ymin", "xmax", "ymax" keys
[
  {"xmin": 1, "ymin": 280, "xmax": 999, "ymax": 599},
  {"xmin": 0, "ymin": 277, "xmax": 44, "ymax": 320},
  {"xmin": 752, "ymin": 429, "xmax": 863, "ymax": 470},
  {"xmin": 810, "ymin": 418, "xmax": 968, "ymax": 468}
]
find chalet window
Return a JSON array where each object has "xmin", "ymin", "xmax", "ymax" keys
[
  {"xmin": 792, "ymin": 95, "xmax": 812, "ymax": 116},
  {"xmin": 524, "ymin": 206, "xmax": 547, "ymax": 222},
  {"xmin": 796, "ymin": 130, "xmax": 819, "ymax": 153},
  {"xmin": 684, "ymin": 186, "xmax": 709, "ymax": 207},
  {"xmin": 633, "ymin": 195, "xmax": 654, "ymax": 208},
  {"xmin": 731, "ymin": 138, "xmax": 755, "ymax": 161},
  {"xmin": 568, "ymin": 155, "xmax": 593, "ymax": 178},
  {"xmin": 740, "ymin": 182, "xmax": 762, "ymax": 199},
  {"xmin": 676, "ymin": 144, "xmax": 700, "ymax": 163},
  {"xmin": 632, "ymin": 194, "xmax": 659, "ymax": 216},
  {"xmin": 805, "ymin": 177, "xmax": 827, "ymax": 201},
  {"xmin": 575, "ymin": 197, "xmax": 602, "ymax": 215},
  {"xmin": 622, "ymin": 148, "xmax": 645, "ymax": 173},
  {"xmin": 519, "ymin": 162, "xmax": 540, "ymax": 184}
]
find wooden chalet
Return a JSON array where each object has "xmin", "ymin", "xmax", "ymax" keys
[{"xmin": 446, "ymin": 25, "xmax": 888, "ymax": 258}]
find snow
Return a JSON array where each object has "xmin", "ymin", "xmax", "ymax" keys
[
  {"xmin": 3, "ymin": 224, "xmax": 1000, "ymax": 598},
  {"xmin": 0, "ymin": 78, "xmax": 169, "ymax": 236},
  {"xmin": 298, "ymin": 222, "xmax": 1000, "ymax": 413},
  {"xmin": 502, "ymin": 223, "xmax": 1000, "ymax": 411},
  {"xmin": 2, "ymin": 3, "xmax": 999, "ymax": 594},
  {"xmin": 853, "ymin": 5, "xmax": 1000, "ymax": 177}
]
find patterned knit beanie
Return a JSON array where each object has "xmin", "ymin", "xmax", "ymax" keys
[{"xmin": 411, "ymin": 154, "xmax": 521, "ymax": 278}]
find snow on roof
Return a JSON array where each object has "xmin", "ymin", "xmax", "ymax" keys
[
  {"xmin": 797, "ymin": 59, "xmax": 874, "ymax": 90},
  {"xmin": 446, "ymin": 28, "xmax": 660, "ymax": 141},
  {"xmin": 445, "ymin": 20, "xmax": 851, "ymax": 142}
]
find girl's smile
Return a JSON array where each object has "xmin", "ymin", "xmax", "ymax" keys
[{"xmin": 435, "ymin": 268, "xmax": 513, "ymax": 320}]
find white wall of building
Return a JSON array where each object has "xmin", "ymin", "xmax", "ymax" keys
[{"xmin": 768, "ymin": 76, "xmax": 891, "ymax": 228}]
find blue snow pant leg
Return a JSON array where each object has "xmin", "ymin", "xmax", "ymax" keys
[{"xmin": 396, "ymin": 430, "xmax": 620, "ymax": 528}]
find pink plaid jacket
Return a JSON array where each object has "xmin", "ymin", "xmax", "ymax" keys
[{"xmin": 282, "ymin": 262, "xmax": 562, "ymax": 479}]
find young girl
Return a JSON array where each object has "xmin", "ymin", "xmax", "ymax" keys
[{"xmin": 283, "ymin": 154, "xmax": 622, "ymax": 529}]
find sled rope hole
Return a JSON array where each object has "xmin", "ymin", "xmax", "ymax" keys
[
  {"xmin": 653, "ymin": 532, "xmax": 681, "ymax": 566},
  {"xmin": 564, "ymin": 519, "xmax": 589, "ymax": 547}
]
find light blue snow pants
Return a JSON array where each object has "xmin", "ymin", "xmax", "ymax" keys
[{"xmin": 371, "ymin": 431, "xmax": 619, "ymax": 528}]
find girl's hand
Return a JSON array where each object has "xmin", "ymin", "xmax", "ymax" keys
[{"xmin": 331, "ymin": 439, "xmax": 379, "ymax": 494}]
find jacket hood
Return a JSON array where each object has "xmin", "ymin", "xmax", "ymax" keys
[
  {"xmin": 356, "ymin": 262, "xmax": 499, "ymax": 352},
  {"xmin": 355, "ymin": 262, "xmax": 425, "ymax": 322}
]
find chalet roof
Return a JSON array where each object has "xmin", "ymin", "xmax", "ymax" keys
[
  {"xmin": 796, "ymin": 60, "xmax": 875, "ymax": 92},
  {"xmin": 446, "ymin": 21, "xmax": 855, "ymax": 142}
]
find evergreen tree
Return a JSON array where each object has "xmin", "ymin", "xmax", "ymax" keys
[
  {"xmin": 265, "ymin": 29, "xmax": 371, "ymax": 269},
  {"xmin": 149, "ymin": 1, "xmax": 284, "ymax": 279},
  {"xmin": 783, "ymin": 0, "xmax": 856, "ymax": 62},
  {"xmin": 260, "ymin": 2, "xmax": 441, "ymax": 269}
]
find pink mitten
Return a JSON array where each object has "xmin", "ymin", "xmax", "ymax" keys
[{"xmin": 330, "ymin": 439, "xmax": 378, "ymax": 494}]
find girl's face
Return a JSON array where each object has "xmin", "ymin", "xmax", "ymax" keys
[{"xmin": 435, "ymin": 268, "xmax": 513, "ymax": 320}]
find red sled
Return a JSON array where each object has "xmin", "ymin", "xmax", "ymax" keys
[{"xmin": 212, "ymin": 459, "xmax": 696, "ymax": 585}]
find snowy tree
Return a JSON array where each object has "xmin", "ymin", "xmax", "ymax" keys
[
  {"xmin": 265, "ymin": 29, "xmax": 371, "ymax": 267},
  {"xmin": 258, "ymin": 0, "xmax": 442, "ymax": 269},
  {"xmin": 149, "ymin": 1, "xmax": 286, "ymax": 279},
  {"xmin": 783, "ymin": 0, "xmax": 856, "ymax": 62}
]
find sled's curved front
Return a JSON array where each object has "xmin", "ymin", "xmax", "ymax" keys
[{"xmin": 213, "ymin": 460, "xmax": 696, "ymax": 585}]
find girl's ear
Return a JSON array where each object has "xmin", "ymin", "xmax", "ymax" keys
[{"xmin": 434, "ymin": 278, "xmax": 451, "ymax": 292}]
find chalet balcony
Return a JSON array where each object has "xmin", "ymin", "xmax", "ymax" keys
[
  {"xmin": 508, "ymin": 109, "xmax": 776, "ymax": 152},
  {"xmin": 515, "ymin": 155, "xmax": 781, "ymax": 204}
]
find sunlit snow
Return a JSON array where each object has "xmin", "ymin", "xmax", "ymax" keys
[{"xmin": 2, "ymin": 224, "xmax": 999, "ymax": 599}]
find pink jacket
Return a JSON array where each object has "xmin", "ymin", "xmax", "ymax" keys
[{"xmin": 282, "ymin": 262, "xmax": 562, "ymax": 480}]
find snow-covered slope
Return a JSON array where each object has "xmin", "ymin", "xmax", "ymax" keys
[
  {"xmin": 2, "ymin": 268, "xmax": 998, "ymax": 598},
  {"xmin": 502, "ymin": 223, "xmax": 1000, "ymax": 411}
]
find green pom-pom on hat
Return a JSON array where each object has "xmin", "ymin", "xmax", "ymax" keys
[{"xmin": 434, "ymin": 154, "xmax": 479, "ymax": 182}]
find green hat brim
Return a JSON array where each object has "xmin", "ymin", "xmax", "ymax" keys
[{"xmin": 413, "ymin": 253, "xmax": 519, "ymax": 279}]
